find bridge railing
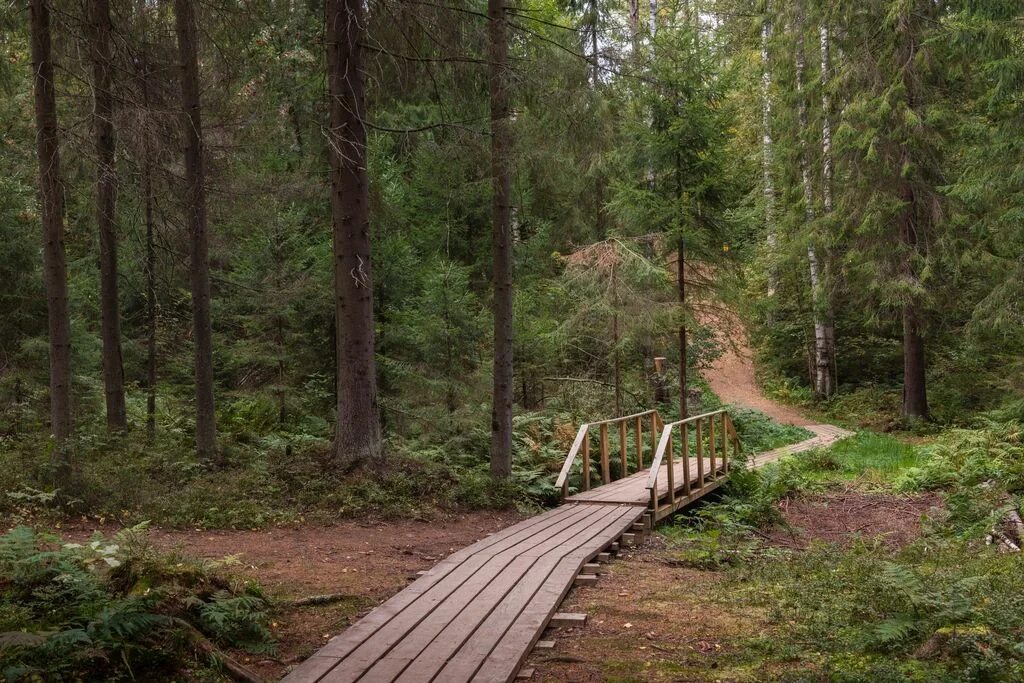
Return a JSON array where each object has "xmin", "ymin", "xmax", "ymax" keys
[
  {"xmin": 645, "ymin": 409, "xmax": 742, "ymax": 519},
  {"xmin": 555, "ymin": 409, "xmax": 663, "ymax": 502}
]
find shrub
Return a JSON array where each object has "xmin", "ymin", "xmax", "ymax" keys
[{"xmin": 0, "ymin": 525, "xmax": 272, "ymax": 681}]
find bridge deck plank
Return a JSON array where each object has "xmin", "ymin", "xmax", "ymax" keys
[{"xmin": 284, "ymin": 503, "xmax": 642, "ymax": 683}]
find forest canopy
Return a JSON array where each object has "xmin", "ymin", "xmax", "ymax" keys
[{"xmin": 0, "ymin": 0, "xmax": 1021, "ymax": 518}]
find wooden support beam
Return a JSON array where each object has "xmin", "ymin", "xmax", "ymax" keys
[
  {"xmin": 667, "ymin": 430, "xmax": 676, "ymax": 506},
  {"xmin": 619, "ymin": 420, "xmax": 628, "ymax": 478},
  {"xmin": 696, "ymin": 418, "xmax": 705, "ymax": 488},
  {"xmin": 681, "ymin": 423, "xmax": 691, "ymax": 495},
  {"xmin": 574, "ymin": 574, "xmax": 598, "ymax": 587},
  {"xmin": 535, "ymin": 640, "xmax": 555, "ymax": 649},
  {"xmin": 635, "ymin": 415, "xmax": 643, "ymax": 470},
  {"xmin": 516, "ymin": 667, "xmax": 535, "ymax": 679},
  {"xmin": 582, "ymin": 433, "xmax": 591, "ymax": 491},
  {"xmin": 599, "ymin": 423, "xmax": 610, "ymax": 484},
  {"xmin": 583, "ymin": 563, "xmax": 602, "ymax": 573},
  {"xmin": 621, "ymin": 532, "xmax": 636, "ymax": 546},
  {"xmin": 709, "ymin": 414, "xmax": 716, "ymax": 478},
  {"xmin": 597, "ymin": 552, "xmax": 611, "ymax": 562},
  {"xmin": 550, "ymin": 613, "xmax": 587, "ymax": 628},
  {"xmin": 650, "ymin": 412, "xmax": 658, "ymax": 466}
]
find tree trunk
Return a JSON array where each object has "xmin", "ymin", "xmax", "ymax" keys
[
  {"xmin": 174, "ymin": 0, "xmax": 218, "ymax": 462},
  {"xmin": 627, "ymin": 0, "xmax": 639, "ymax": 53},
  {"xmin": 144, "ymin": 157, "xmax": 157, "ymax": 441},
  {"xmin": 30, "ymin": 0, "xmax": 73, "ymax": 476},
  {"xmin": 818, "ymin": 23, "xmax": 838, "ymax": 397},
  {"xmin": 90, "ymin": 0, "xmax": 127, "ymax": 432},
  {"xmin": 678, "ymin": 240, "xmax": 687, "ymax": 419},
  {"xmin": 898, "ymin": 168, "xmax": 929, "ymax": 420},
  {"xmin": 326, "ymin": 0, "xmax": 383, "ymax": 469},
  {"xmin": 611, "ymin": 264, "xmax": 622, "ymax": 417},
  {"xmin": 137, "ymin": 4, "xmax": 158, "ymax": 442},
  {"xmin": 488, "ymin": 0, "xmax": 514, "ymax": 479},
  {"xmin": 902, "ymin": 301, "xmax": 929, "ymax": 420},
  {"xmin": 589, "ymin": 0, "xmax": 599, "ymax": 85},
  {"xmin": 794, "ymin": 1, "xmax": 835, "ymax": 401},
  {"xmin": 761, "ymin": 12, "xmax": 776, "ymax": 254}
]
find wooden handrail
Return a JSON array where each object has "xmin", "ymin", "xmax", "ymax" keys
[
  {"xmin": 555, "ymin": 409, "xmax": 661, "ymax": 495},
  {"xmin": 644, "ymin": 409, "xmax": 733, "ymax": 492},
  {"xmin": 555, "ymin": 424, "xmax": 590, "ymax": 491}
]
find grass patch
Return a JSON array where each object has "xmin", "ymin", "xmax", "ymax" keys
[{"xmin": 662, "ymin": 421, "xmax": 1024, "ymax": 681}]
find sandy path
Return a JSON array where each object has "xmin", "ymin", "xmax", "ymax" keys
[{"xmin": 703, "ymin": 322, "xmax": 814, "ymax": 426}]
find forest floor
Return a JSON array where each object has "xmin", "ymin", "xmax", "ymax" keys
[
  {"xmin": 56, "ymin": 510, "xmax": 524, "ymax": 681},
  {"xmin": 524, "ymin": 490, "xmax": 941, "ymax": 682}
]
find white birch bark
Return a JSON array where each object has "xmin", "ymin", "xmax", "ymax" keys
[{"xmin": 795, "ymin": 0, "xmax": 834, "ymax": 400}]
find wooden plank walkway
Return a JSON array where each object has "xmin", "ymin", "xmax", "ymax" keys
[
  {"xmin": 284, "ymin": 503, "xmax": 644, "ymax": 682},
  {"xmin": 749, "ymin": 424, "xmax": 854, "ymax": 469},
  {"xmin": 564, "ymin": 455, "xmax": 723, "ymax": 505},
  {"xmin": 285, "ymin": 417, "xmax": 853, "ymax": 683}
]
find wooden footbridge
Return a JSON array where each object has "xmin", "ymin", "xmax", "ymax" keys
[{"xmin": 284, "ymin": 408, "xmax": 815, "ymax": 682}]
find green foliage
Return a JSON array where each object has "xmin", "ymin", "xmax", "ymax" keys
[
  {"xmin": 735, "ymin": 539, "xmax": 1024, "ymax": 682},
  {"xmin": 727, "ymin": 407, "xmax": 813, "ymax": 453},
  {"xmin": 0, "ymin": 525, "xmax": 272, "ymax": 681}
]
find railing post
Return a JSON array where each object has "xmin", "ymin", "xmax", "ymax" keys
[
  {"xmin": 650, "ymin": 486, "xmax": 658, "ymax": 520},
  {"xmin": 600, "ymin": 423, "xmax": 610, "ymax": 484},
  {"xmin": 582, "ymin": 430, "xmax": 591, "ymax": 491},
  {"xmin": 666, "ymin": 427, "xmax": 676, "ymax": 506},
  {"xmin": 635, "ymin": 415, "xmax": 643, "ymax": 470},
  {"xmin": 619, "ymin": 420, "xmax": 628, "ymax": 478},
  {"xmin": 682, "ymin": 422, "xmax": 690, "ymax": 495},
  {"xmin": 696, "ymin": 417, "xmax": 704, "ymax": 488},
  {"xmin": 650, "ymin": 412, "xmax": 658, "ymax": 467},
  {"xmin": 709, "ymin": 413, "xmax": 717, "ymax": 479},
  {"xmin": 721, "ymin": 412, "xmax": 729, "ymax": 474}
]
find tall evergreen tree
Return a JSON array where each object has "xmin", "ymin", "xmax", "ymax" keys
[
  {"xmin": 326, "ymin": 0, "xmax": 383, "ymax": 469},
  {"xmin": 489, "ymin": 0, "xmax": 514, "ymax": 479},
  {"xmin": 89, "ymin": 0, "xmax": 127, "ymax": 432},
  {"xmin": 29, "ymin": 0, "xmax": 72, "ymax": 473},
  {"xmin": 174, "ymin": 0, "xmax": 219, "ymax": 458}
]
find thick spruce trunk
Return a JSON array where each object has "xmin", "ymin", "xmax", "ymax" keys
[
  {"xmin": 139, "ymin": 51, "xmax": 158, "ymax": 441},
  {"xmin": 30, "ymin": 0, "xmax": 73, "ymax": 477},
  {"xmin": 326, "ymin": 0, "xmax": 383, "ymax": 469},
  {"xmin": 90, "ymin": 0, "xmax": 126, "ymax": 432},
  {"xmin": 899, "ymin": 175, "xmax": 929, "ymax": 420},
  {"xmin": 174, "ymin": 0, "xmax": 218, "ymax": 461},
  {"xmin": 488, "ymin": 0, "xmax": 514, "ymax": 479}
]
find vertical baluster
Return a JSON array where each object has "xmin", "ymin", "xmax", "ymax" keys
[
  {"xmin": 709, "ymin": 412, "xmax": 717, "ymax": 479},
  {"xmin": 619, "ymin": 420, "xmax": 628, "ymax": 478},
  {"xmin": 635, "ymin": 415, "xmax": 643, "ymax": 470},
  {"xmin": 600, "ymin": 423, "xmax": 610, "ymax": 484},
  {"xmin": 696, "ymin": 417, "xmax": 704, "ymax": 488},
  {"xmin": 650, "ymin": 413, "xmax": 658, "ymax": 468},
  {"xmin": 666, "ymin": 426, "xmax": 676, "ymax": 506},
  {"xmin": 682, "ymin": 422, "xmax": 690, "ymax": 495},
  {"xmin": 721, "ymin": 412, "xmax": 729, "ymax": 474},
  {"xmin": 582, "ymin": 430, "xmax": 591, "ymax": 491}
]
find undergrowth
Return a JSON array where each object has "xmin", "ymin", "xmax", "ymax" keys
[
  {"xmin": 666, "ymin": 419, "xmax": 1024, "ymax": 680},
  {"xmin": 0, "ymin": 524, "xmax": 271, "ymax": 681}
]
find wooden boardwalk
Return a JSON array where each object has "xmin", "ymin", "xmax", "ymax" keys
[
  {"xmin": 284, "ymin": 503, "xmax": 644, "ymax": 682},
  {"xmin": 285, "ymin": 409, "xmax": 851, "ymax": 682}
]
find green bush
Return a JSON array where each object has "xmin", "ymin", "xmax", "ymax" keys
[{"xmin": 0, "ymin": 524, "xmax": 272, "ymax": 681}]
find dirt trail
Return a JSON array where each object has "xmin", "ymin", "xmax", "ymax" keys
[{"xmin": 702, "ymin": 312, "xmax": 814, "ymax": 426}]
